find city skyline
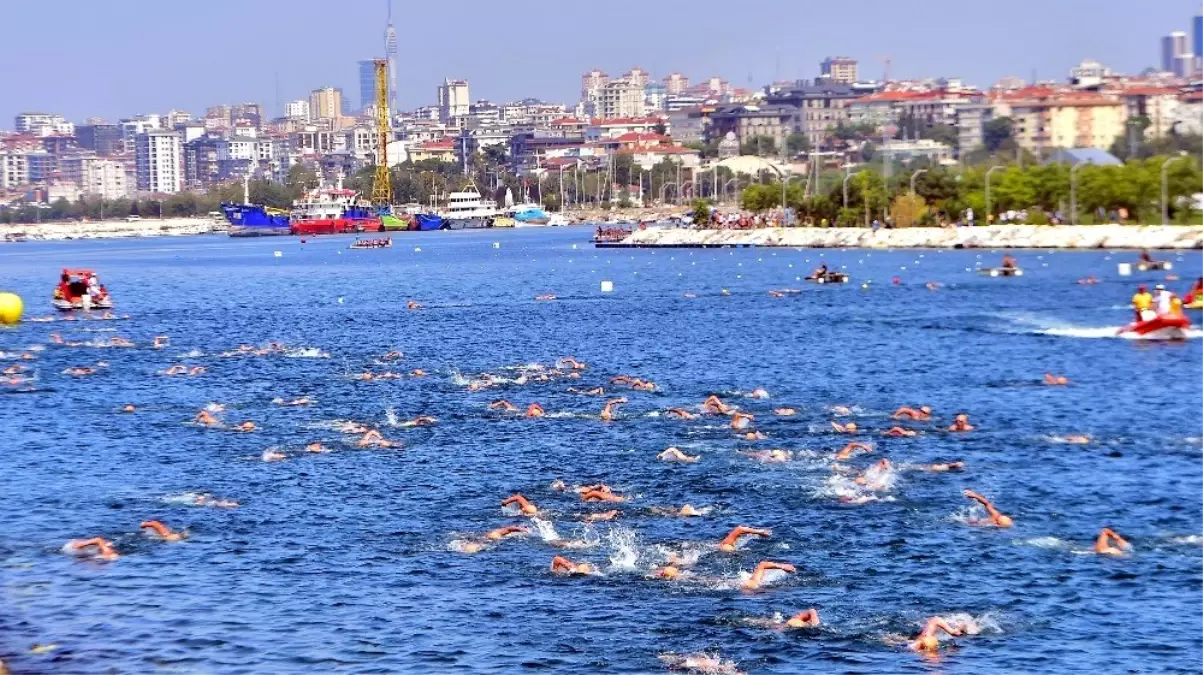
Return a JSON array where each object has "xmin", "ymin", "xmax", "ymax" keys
[{"xmin": 0, "ymin": 0, "xmax": 1195, "ymax": 123}]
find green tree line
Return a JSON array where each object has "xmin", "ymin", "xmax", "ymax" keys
[{"xmin": 738, "ymin": 155, "xmax": 1202, "ymax": 226}]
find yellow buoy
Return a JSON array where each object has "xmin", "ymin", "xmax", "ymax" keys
[{"xmin": 0, "ymin": 292, "xmax": 23, "ymax": 325}]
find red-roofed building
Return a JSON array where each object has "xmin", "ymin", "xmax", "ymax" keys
[
  {"xmin": 1110, "ymin": 85, "xmax": 1183, "ymax": 139},
  {"xmin": 1003, "ymin": 90, "xmax": 1126, "ymax": 151},
  {"xmin": 408, "ymin": 138, "xmax": 456, "ymax": 162}
]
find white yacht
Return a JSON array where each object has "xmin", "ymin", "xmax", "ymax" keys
[{"xmin": 441, "ymin": 183, "xmax": 501, "ymax": 229}]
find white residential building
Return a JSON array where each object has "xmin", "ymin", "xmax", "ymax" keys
[
  {"xmin": 0, "ymin": 151, "xmax": 30, "ymax": 188},
  {"xmin": 285, "ymin": 99, "xmax": 311, "ymax": 121},
  {"xmin": 61, "ymin": 154, "xmax": 130, "ymax": 200},
  {"xmin": 14, "ymin": 112, "xmax": 74, "ymax": 136},
  {"xmin": 135, "ymin": 130, "xmax": 183, "ymax": 194},
  {"xmin": 216, "ymin": 136, "xmax": 273, "ymax": 162}
]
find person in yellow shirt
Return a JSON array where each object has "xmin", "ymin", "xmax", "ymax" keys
[{"xmin": 1131, "ymin": 285, "xmax": 1153, "ymax": 321}]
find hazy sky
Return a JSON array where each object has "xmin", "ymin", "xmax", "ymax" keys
[{"xmin": 1, "ymin": 0, "xmax": 1197, "ymax": 124}]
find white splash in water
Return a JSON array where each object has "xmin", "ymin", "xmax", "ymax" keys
[
  {"xmin": 606, "ymin": 527, "xmax": 642, "ymax": 571},
  {"xmin": 384, "ymin": 407, "xmax": 402, "ymax": 427},
  {"xmin": 285, "ymin": 347, "xmax": 330, "ymax": 358}
]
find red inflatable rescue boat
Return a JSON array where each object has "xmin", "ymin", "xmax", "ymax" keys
[{"xmin": 1117, "ymin": 313, "xmax": 1191, "ymax": 340}]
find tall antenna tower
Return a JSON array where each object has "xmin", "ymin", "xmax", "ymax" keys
[
  {"xmin": 384, "ymin": 0, "xmax": 399, "ymax": 112},
  {"xmin": 371, "ymin": 59, "xmax": 392, "ymax": 205}
]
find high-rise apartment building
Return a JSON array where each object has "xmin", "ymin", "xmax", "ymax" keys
[
  {"xmin": 663, "ymin": 73, "xmax": 689, "ymax": 95},
  {"xmin": 61, "ymin": 153, "xmax": 130, "ymax": 200},
  {"xmin": 309, "ymin": 87, "xmax": 344, "ymax": 121},
  {"xmin": 437, "ymin": 79, "xmax": 470, "ymax": 123},
  {"xmin": 598, "ymin": 78, "xmax": 645, "ymax": 119},
  {"xmin": 625, "ymin": 68, "xmax": 650, "ymax": 89},
  {"xmin": 135, "ymin": 130, "xmax": 183, "ymax": 194},
  {"xmin": 0, "ymin": 152, "xmax": 29, "ymax": 188},
  {"xmin": 580, "ymin": 70, "xmax": 609, "ymax": 117},
  {"xmin": 820, "ymin": 57, "xmax": 859, "ymax": 84},
  {"xmin": 1163, "ymin": 31, "xmax": 1188, "ymax": 73},
  {"xmin": 1175, "ymin": 54, "xmax": 1198, "ymax": 78},
  {"xmin": 231, "ymin": 103, "xmax": 263, "ymax": 128},
  {"xmin": 76, "ymin": 123, "xmax": 123, "ymax": 156}
]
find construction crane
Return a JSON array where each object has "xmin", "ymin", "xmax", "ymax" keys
[{"xmin": 370, "ymin": 58, "xmax": 392, "ymax": 206}]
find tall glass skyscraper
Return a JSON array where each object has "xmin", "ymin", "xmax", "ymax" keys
[
  {"xmin": 358, "ymin": 60, "xmax": 377, "ymax": 112},
  {"xmin": 1193, "ymin": 14, "xmax": 1202, "ymax": 58}
]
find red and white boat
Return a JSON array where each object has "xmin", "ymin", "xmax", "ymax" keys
[
  {"xmin": 1117, "ymin": 312, "xmax": 1192, "ymax": 340},
  {"xmin": 290, "ymin": 186, "xmax": 382, "ymax": 236}
]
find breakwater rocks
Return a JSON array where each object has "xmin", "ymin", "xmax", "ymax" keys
[
  {"xmin": 606, "ymin": 225, "xmax": 1203, "ymax": 249},
  {"xmin": 1, "ymin": 217, "xmax": 224, "ymax": 241}
]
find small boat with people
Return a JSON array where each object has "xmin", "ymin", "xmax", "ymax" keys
[
  {"xmin": 1135, "ymin": 250, "xmax": 1172, "ymax": 272},
  {"xmin": 1118, "ymin": 312, "xmax": 1191, "ymax": 340},
  {"xmin": 593, "ymin": 225, "xmax": 633, "ymax": 243},
  {"xmin": 1121, "ymin": 283, "xmax": 1193, "ymax": 339},
  {"xmin": 979, "ymin": 254, "xmax": 1023, "ymax": 277},
  {"xmin": 52, "ymin": 268, "xmax": 113, "ymax": 311},
  {"xmin": 805, "ymin": 264, "xmax": 849, "ymax": 284},
  {"xmin": 349, "ymin": 237, "xmax": 392, "ymax": 249}
]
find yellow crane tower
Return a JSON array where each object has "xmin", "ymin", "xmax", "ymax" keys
[{"xmin": 370, "ymin": 58, "xmax": 392, "ymax": 206}]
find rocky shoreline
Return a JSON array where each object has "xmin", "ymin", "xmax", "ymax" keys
[
  {"xmin": 603, "ymin": 225, "xmax": 1203, "ymax": 250},
  {"xmin": 0, "ymin": 217, "xmax": 224, "ymax": 242}
]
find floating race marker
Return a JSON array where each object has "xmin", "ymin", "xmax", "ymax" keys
[
  {"xmin": 1117, "ymin": 263, "xmax": 1132, "ymax": 276},
  {"xmin": 601, "ymin": 280, "xmax": 614, "ymax": 293},
  {"xmin": 0, "ymin": 292, "xmax": 23, "ymax": 325}
]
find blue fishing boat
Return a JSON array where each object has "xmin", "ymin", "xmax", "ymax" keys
[
  {"xmin": 221, "ymin": 176, "xmax": 291, "ymax": 237},
  {"xmin": 415, "ymin": 213, "xmax": 444, "ymax": 231},
  {"xmin": 508, "ymin": 205, "xmax": 551, "ymax": 225},
  {"xmin": 221, "ymin": 203, "xmax": 291, "ymax": 237}
]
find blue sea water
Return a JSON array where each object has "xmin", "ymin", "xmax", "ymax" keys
[{"xmin": 1, "ymin": 228, "xmax": 1201, "ymax": 674}]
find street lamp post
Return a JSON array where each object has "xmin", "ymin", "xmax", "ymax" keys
[
  {"xmin": 842, "ymin": 171, "xmax": 858, "ymax": 209},
  {"xmin": 1161, "ymin": 155, "xmax": 1186, "ymax": 225},
  {"xmin": 1069, "ymin": 163, "xmax": 1085, "ymax": 226},
  {"xmin": 724, "ymin": 178, "xmax": 739, "ymax": 204},
  {"xmin": 909, "ymin": 169, "xmax": 927, "ymax": 195},
  {"xmin": 660, "ymin": 182, "xmax": 676, "ymax": 205},
  {"xmin": 781, "ymin": 169, "xmax": 789, "ymax": 213},
  {"xmin": 984, "ymin": 165, "xmax": 1003, "ymax": 226}
]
